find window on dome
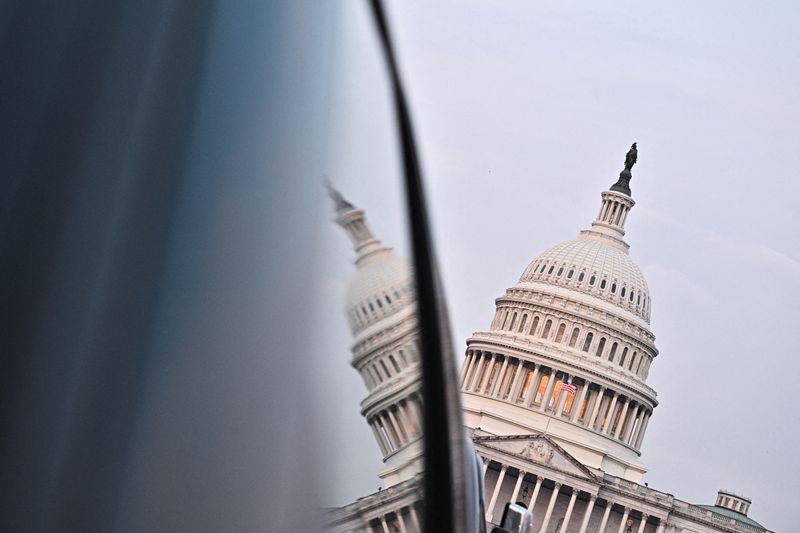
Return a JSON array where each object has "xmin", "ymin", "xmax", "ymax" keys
[
  {"xmin": 518, "ymin": 314, "xmax": 528, "ymax": 333},
  {"xmin": 621, "ymin": 287, "xmax": 626, "ymax": 298},
  {"xmin": 589, "ymin": 275, "xmax": 596, "ymax": 286},
  {"xmin": 567, "ymin": 269, "xmax": 574, "ymax": 279},
  {"xmin": 361, "ymin": 306, "xmax": 367, "ymax": 316},
  {"xmin": 380, "ymin": 359, "xmax": 392, "ymax": 378},
  {"xmin": 630, "ymin": 290, "xmax": 635, "ymax": 302},
  {"xmin": 600, "ymin": 278, "xmax": 607, "ymax": 290},
  {"xmin": 610, "ymin": 282, "xmax": 617, "ymax": 294},
  {"xmin": 595, "ymin": 337, "xmax": 606, "ymax": 357},
  {"xmin": 509, "ymin": 312, "xmax": 517, "ymax": 331},
  {"xmin": 529, "ymin": 316, "xmax": 540, "ymax": 336},
  {"xmin": 501, "ymin": 311, "xmax": 510, "ymax": 329},
  {"xmin": 389, "ymin": 355, "xmax": 401, "ymax": 373},
  {"xmin": 628, "ymin": 351, "xmax": 637, "ymax": 371},
  {"xmin": 557, "ymin": 267, "xmax": 564, "ymax": 276},
  {"xmin": 619, "ymin": 347, "xmax": 628, "ymax": 367},
  {"xmin": 376, "ymin": 298, "xmax": 383, "ymax": 308},
  {"xmin": 568, "ymin": 327, "xmax": 580, "ymax": 347},
  {"xmin": 608, "ymin": 342, "xmax": 618, "ymax": 362},
  {"xmin": 637, "ymin": 293, "xmax": 641, "ymax": 306},
  {"xmin": 582, "ymin": 332, "xmax": 593, "ymax": 352},
  {"xmin": 394, "ymin": 290, "xmax": 400, "ymax": 299},
  {"xmin": 398, "ymin": 350, "xmax": 407, "ymax": 365},
  {"xmin": 385, "ymin": 294, "xmax": 391, "ymax": 304},
  {"xmin": 578, "ymin": 272, "xmax": 585, "ymax": 282},
  {"xmin": 554, "ymin": 323, "xmax": 566, "ymax": 343},
  {"xmin": 635, "ymin": 356, "xmax": 644, "ymax": 375},
  {"xmin": 541, "ymin": 319, "xmax": 552, "ymax": 339},
  {"xmin": 548, "ymin": 266, "xmax": 555, "ymax": 275},
  {"xmin": 539, "ymin": 264, "xmax": 547, "ymax": 274}
]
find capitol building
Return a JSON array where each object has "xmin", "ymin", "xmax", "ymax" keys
[{"xmin": 325, "ymin": 149, "xmax": 775, "ymax": 533}]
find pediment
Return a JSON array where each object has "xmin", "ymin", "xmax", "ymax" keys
[{"xmin": 473, "ymin": 434, "xmax": 598, "ymax": 481}]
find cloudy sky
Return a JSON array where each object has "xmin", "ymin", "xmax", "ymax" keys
[{"xmin": 312, "ymin": 2, "xmax": 800, "ymax": 531}]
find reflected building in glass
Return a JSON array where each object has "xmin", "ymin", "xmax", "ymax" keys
[{"xmin": 326, "ymin": 156, "xmax": 774, "ymax": 532}]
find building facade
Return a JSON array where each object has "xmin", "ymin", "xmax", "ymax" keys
[{"xmin": 326, "ymin": 153, "xmax": 774, "ymax": 533}]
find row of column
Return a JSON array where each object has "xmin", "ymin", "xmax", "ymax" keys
[
  {"xmin": 597, "ymin": 194, "xmax": 631, "ymax": 229},
  {"xmin": 483, "ymin": 459, "xmax": 665, "ymax": 533},
  {"xmin": 368, "ymin": 395, "xmax": 423, "ymax": 457},
  {"xmin": 371, "ymin": 504, "xmax": 421, "ymax": 533},
  {"xmin": 461, "ymin": 351, "xmax": 652, "ymax": 449}
]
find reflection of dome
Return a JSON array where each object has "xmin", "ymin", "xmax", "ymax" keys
[
  {"xmin": 517, "ymin": 235, "xmax": 651, "ymax": 322},
  {"xmin": 345, "ymin": 252, "xmax": 414, "ymax": 333}
]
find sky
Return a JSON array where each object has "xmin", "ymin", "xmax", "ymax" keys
[{"xmin": 312, "ymin": 2, "xmax": 800, "ymax": 531}]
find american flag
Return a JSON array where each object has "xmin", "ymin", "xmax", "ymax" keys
[{"xmin": 560, "ymin": 380, "xmax": 577, "ymax": 394}]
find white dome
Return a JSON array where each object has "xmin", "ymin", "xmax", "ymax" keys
[
  {"xmin": 345, "ymin": 252, "xmax": 415, "ymax": 333},
  {"xmin": 518, "ymin": 234, "xmax": 651, "ymax": 322}
]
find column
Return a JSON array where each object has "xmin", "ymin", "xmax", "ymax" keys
[
  {"xmin": 400, "ymin": 401, "xmax": 418, "ymax": 437},
  {"xmin": 588, "ymin": 386, "xmax": 606, "ymax": 428},
  {"xmin": 409, "ymin": 506, "xmax": 421, "ymax": 532},
  {"xmin": 479, "ymin": 353, "xmax": 496, "ymax": 393},
  {"xmin": 554, "ymin": 377, "xmax": 572, "ymax": 417},
  {"xmin": 623, "ymin": 405, "xmax": 641, "ymax": 444},
  {"xmin": 380, "ymin": 516, "xmax": 390, "ymax": 533},
  {"xmin": 636, "ymin": 514, "xmax": 649, "ymax": 533},
  {"xmin": 561, "ymin": 488, "xmax": 579, "ymax": 531},
  {"xmin": 396, "ymin": 511, "xmax": 409, "ymax": 533},
  {"xmin": 508, "ymin": 361, "xmax": 526, "ymax": 400},
  {"xmin": 468, "ymin": 353, "xmax": 485, "ymax": 390},
  {"xmin": 598, "ymin": 502, "xmax": 612, "ymax": 533},
  {"xmin": 635, "ymin": 412, "xmax": 651, "ymax": 448},
  {"xmin": 525, "ymin": 366, "xmax": 541, "ymax": 407},
  {"xmin": 654, "ymin": 519, "xmax": 666, "ymax": 533},
  {"xmin": 510, "ymin": 470, "xmax": 525, "ymax": 504},
  {"xmin": 486, "ymin": 464, "xmax": 508, "ymax": 522},
  {"xmin": 577, "ymin": 494, "xmax": 597, "ymax": 533},
  {"xmin": 615, "ymin": 507, "xmax": 630, "ymax": 533},
  {"xmin": 570, "ymin": 380, "xmax": 590, "ymax": 423},
  {"xmin": 537, "ymin": 482, "xmax": 562, "ymax": 533},
  {"xmin": 613, "ymin": 398, "xmax": 630, "ymax": 439},
  {"xmin": 526, "ymin": 476, "xmax": 544, "ymax": 513},
  {"xmin": 370, "ymin": 422, "xmax": 388, "ymax": 456},
  {"xmin": 387, "ymin": 408, "xmax": 407, "ymax": 444},
  {"xmin": 460, "ymin": 351, "xmax": 476, "ymax": 386},
  {"xmin": 538, "ymin": 370, "xmax": 558, "ymax": 412},
  {"xmin": 491, "ymin": 357, "xmax": 509, "ymax": 397},
  {"xmin": 601, "ymin": 393, "xmax": 619, "ymax": 434}
]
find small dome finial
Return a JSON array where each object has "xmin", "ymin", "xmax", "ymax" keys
[
  {"xmin": 610, "ymin": 142, "xmax": 638, "ymax": 196},
  {"xmin": 325, "ymin": 178, "xmax": 355, "ymax": 213}
]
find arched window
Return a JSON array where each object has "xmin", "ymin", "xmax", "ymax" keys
[
  {"xmin": 389, "ymin": 355, "xmax": 401, "ymax": 373},
  {"xmin": 578, "ymin": 272, "xmax": 585, "ymax": 282},
  {"xmin": 509, "ymin": 312, "xmax": 518, "ymax": 331},
  {"xmin": 610, "ymin": 282, "xmax": 617, "ymax": 294},
  {"xmin": 630, "ymin": 290, "xmax": 635, "ymax": 302},
  {"xmin": 385, "ymin": 294, "xmax": 392, "ymax": 304},
  {"xmin": 541, "ymin": 319, "xmax": 552, "ymax": 339},
  {"xmin": 567, "ymin": 269, "xmax": 574, "ymax": 279},
  {"xmin": 595, "ymin": 337, "xmax": 606, "ymax": 357},
  {"xmin": 608, "ymin": 342, "xmax": 618, "ymax": 362},
  {"xmin": 554, "ymin": 323, "xmax": 566, "ymax": 343},
  {"xmin": 369, "ymin": 302, "xmax": 375, "ymax": 312},
  {"xmin": 373, "ymin": 363, "xmax": 382, "ymax": 381},
  {"xmin": 600, "ymin": 278, "xmax": 607, "ymax": 290},
  {"xmin": 529, "ymin": 316, "xmax": 540, "ymax": 336},
  {"xmin": 582, "ymin": 332, "xmax": 594, "ymax": 352},
  {"xmin": 619, "ymin": 347, "xmax": 628, "ymax": 367},
  {"xmin": 568, "ymin": 327, "xmax": 580, "ymax": 348},
  {"xmin": 501, "ymin": 310, "xmax": 510, "ymax": 329},
  {"xmin": 589, "ymin": 275, "xmax": 596, "ymax": 286},
  {"xmin": 557, "ymin": 267, "xmax": 564, "ymax": 276},
  {"xmin": 635, "ymin": 356, "xmax": 644, "ymax": 374},
  {"xmin": 548, "ymin": 265, "xmax": 555, "ymax": 275},
  {"xmin": 518, "ymin": 314, "xmax": 528, "ymax": 333},
  {"xmin": 539, "ymin": 263, "xmax": 547, "ymax": 274},
  {"xmin": 398, "ymin": 350, "xmax": 408, "ymax": 365},
  {"xmin": 621, "ymin": 287, "xmax": 627, "ymax": 298},
  {"xmin": 628, "ymin": 351, "xmax": 637, "ymax": 370}
]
